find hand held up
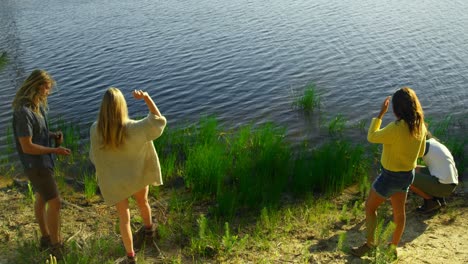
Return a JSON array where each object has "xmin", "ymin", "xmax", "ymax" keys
[
  {"xmin": 132, "ymin": 89, "xmax": 162, "ymax": 116},
  {"xmin": 132, "ymin": 89, "xmax": 148, "ymax": 100},
  {"xmin": 378, "ymin": 96, "xmax": 391, "ymax": 119}
]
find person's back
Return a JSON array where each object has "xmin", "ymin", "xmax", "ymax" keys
[
  {"xmin": 368, "ymin": 119, "xmax": 426, "ymax": 172},
  {"xmin": 423, "ymin": 138, "xmax": 458, "ymax": 185},
  {"xmin": 410, "ymin": 136, "xmax": 459, "ymax": 213},
  {"xmin": 90, "ymin": 113, "xmax": 166, "ymax": 205},
  {"xmin": 89, "ymin": 88, "xmax": 166, "ymax": 263}
]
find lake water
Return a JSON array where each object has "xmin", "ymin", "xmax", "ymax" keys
[{"xmin": 1, "ymin": 0, "xmax": 467, "ymax": 147}]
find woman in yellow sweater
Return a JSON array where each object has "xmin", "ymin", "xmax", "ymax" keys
[{"xmin": 351, "ymin": 87, "xmax": 426, "ymax": 259}]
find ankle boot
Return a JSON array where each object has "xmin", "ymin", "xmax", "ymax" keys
[{"xmin": 417, "ymin": 198, "xmax": 441, "ymax": 213}]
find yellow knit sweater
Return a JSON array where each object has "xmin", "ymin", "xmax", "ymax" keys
[{"xmin": 368, "ymin": 118, "xmax": 426, "ymax": 172}]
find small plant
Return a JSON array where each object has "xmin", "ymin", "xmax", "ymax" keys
[
  {"xmin": 372, "ymin": 220, "xmax": 396, "ymax": 263},
  {"xmin": 339, "ymin": 204, "xmax": 350, "ymax": 224},
  {"xmin": 190, "ymin": 214, "xmax": 217, "ymax": 257},
  {"xmin": 0, "ymin": 51, "xmax": 8, "ymax": 70},
  {"xmin": 27, "ymin": 181, "xmax": 35, "ymax": 203},
  {"xmin": 328, "ymin": 114, "xmax": 347, "ymax": 136},
  {"xmin": 352, "ymin": 200, "xmax": 362, "ymax": 219},
  {"xmin": 293, "ymin": 83, "xmax": 320, "ymax": 112},
  {"xmin": 258, "ymin": 207, "xmax": 272, "ymax": 232},
  {"xmin": 84, "ymin": 173, "xmax": 98, "ymax": 200},
  {"xmin": 336, "ymin": 232, "xmax": 346, "ymax": 251},
  {"xmin": 221, "ymin": 222, "xmax": 238, "ymax": 253},
  {"xmin": 53, "ymin": 164, "xmax": 66, "ymax": 189}
]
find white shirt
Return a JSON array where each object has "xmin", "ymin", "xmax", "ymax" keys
[
  {"xmin": 423, "ymin": 138, "xmax": 458, "ymax": 184},
  {"xmin": 89, "ymin": 113, "xmax": 167, "ymax": 205}
]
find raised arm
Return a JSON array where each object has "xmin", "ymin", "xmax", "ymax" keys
[
  {"xmin": 132, "ymin": 89, "xmax": 162, "ymax": 117},
  {"xmin": 367, "ymin": 96, "xmax": 395, "ymax": 144},
  {"xmin": 377, "ymin": 96, "xmax": 391, "ymax": 120}
]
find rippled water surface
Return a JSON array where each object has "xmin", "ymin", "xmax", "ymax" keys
[{"xmin": 1, "ymin": 0, "xmax": 467, "ymax": 143}]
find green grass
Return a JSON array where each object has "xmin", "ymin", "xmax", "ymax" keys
[
  {"xmin": 83, "ymin": 172, "xmax": 98, "ymax": 200},
  {"xmin": 328, "ymin": 114, "xmax": 347, "ymax": 136},
  {"xmin": 1, "ymin": 110, "xmax": 466, "ymax": 263},
  {"xmin": 293, "ymin": 83, "xmax": 320, "ymax": 112},
  {"xmin": 291, "ymin": 140, "xmax": 370, "ymax": 197},
  {"xmin": 50, "ymin": 118, "xmax": 82, "ymax": 164},
  {"xmin": 0, "ymin": 52, "xmax": 8, "ymax": 70},
  {"xmin": 0, "ymin": 124, "xmax": 17, "ymax": 176},
  {"xmin": 10, "ymin": 234, "xmax": 124, "ymax": 264}
]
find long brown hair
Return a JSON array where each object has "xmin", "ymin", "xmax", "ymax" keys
[
  {"xmin": 392, "ymin": 87, "xmax": 425, "ymax": 138},
  {"xmin": 12, "ymin": 69, "xmax": 55, "ymax": 113},
  {"xmin": 96, "ymin": 87, "xmax": 129, "ymax": 149}
]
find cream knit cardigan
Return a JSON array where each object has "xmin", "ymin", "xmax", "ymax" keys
[{"xmin": 89, "ymin": 113, "xmax": 167, "ymax": 205}]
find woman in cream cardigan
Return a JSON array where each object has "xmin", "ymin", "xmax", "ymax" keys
[{"xmin": 89, "ymin": 88, "xmax": 166, "ymax": 263}]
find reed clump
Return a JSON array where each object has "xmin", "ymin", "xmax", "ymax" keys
[{"xmin": 293, "ymin": 83, "xmax": 321, "ymax": 112}]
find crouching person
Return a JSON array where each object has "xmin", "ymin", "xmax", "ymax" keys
[{"xmin": 410, "ymin": 132, "xmax": 458, "ymax": 213}]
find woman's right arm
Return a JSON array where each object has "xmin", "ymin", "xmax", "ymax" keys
[
  {"xmin": 367, "ymin": 96, "xmax": 395, "ymax": 144},
  {"xmin": 18, "ymin": 136, "xmax": 71, "ymax": 156}
]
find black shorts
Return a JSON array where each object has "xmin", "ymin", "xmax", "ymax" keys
[{"xmin": 24, "ymin": 167, "xmax": 59, "ymax": 201}]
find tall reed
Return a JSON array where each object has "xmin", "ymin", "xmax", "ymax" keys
[
  {"xmin": 291, "ymin": 140, "xmax": 369, "ymax": 197},
  {"xmin": 83, "ymin": 172, "xmax": 98, "ymax": 200},
  {"xmin": 293, "ymin": 83, "xmax": 320, "ymax": 112},
  {"xmin": 0, "ymin": 51, "xmax": 8, "ymax": 70}
]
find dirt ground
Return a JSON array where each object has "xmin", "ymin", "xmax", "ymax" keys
[{"xmin": 0, "ymin": 173, "xmax": 467, "ymax": 264}]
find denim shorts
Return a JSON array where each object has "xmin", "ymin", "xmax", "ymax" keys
[{"xmin": 372, "ymin": 167, "xmax": 415, "ymax": 199}]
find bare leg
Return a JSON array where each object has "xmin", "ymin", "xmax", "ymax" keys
[
  {"xmin": 389, "ymin": 191, "xmax": 408, "ymax": 246},
  {"xmin": 47, "ymin": 196, "xmax": 62, "ymax": 245},
  {"xmin": 34, "ymin": 193, "xmax": 49, "ymax": 237},
  {"xmin": 116, "ymin": 199, "xmax": 133, "ymax": 254},
  {"xmin": 365, "ymin": 189, "xmax": 386, "ymax": 246},
  {"xmin": 409, "ymin": 185, "xmax": 432, "ymax": 200},
  {"xmin": 133, "ymin": 186, "xmax": 152, "ymax": 227}
]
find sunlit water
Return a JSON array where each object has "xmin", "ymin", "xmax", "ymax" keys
[{"xmin": 1, "ymin": 0, "xmax": 467, "ymax": 154}]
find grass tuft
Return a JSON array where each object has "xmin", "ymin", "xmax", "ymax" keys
[{"xmin": 293, "ymin": 83, "xmax": 320, "ymax": 112}]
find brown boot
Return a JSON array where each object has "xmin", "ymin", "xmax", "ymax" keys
[
  {"xmin": 39, "ymin": 235, "xmax": 52, "ymax": 250},
  {"xmin": 350, "ymin": 243, "xmax": 375, "ymax": 257},
  {"xmin": 417, "ymin": 198, "xmax": 441, "ymax": 213},
  {"xmin": 49, "ymin": 242, "xmax": 65, "ymax": 260},
  {"xmin": 134, "ymin": 223, "xmax": 158, "ymax": 250}
]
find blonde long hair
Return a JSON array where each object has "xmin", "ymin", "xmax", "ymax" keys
[
  {"xmin": 96, "ymin": 87, "xmax": 129, "ymax": 149},
  {"xmin": 392, "ymin": 87, "xmax": 425, "ymax": 138},
  {"xmin": 12, "ymin": 69, "xmax": 55, "ymax": 113}
]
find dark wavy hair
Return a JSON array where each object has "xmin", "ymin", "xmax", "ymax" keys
[{"xmin": 392, "ymin": 87, "xmax": 425, "ymax": 138}]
